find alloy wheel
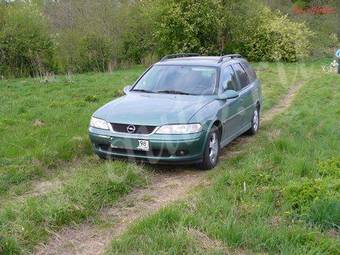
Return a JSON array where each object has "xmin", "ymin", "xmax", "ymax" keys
[
  {"xmin": 208, "ymin": 132, "xmax": 219, "ymax": 163},
  {"xmin": 253, "ymin": 109, "xmax": 259, "ymax": 131}
]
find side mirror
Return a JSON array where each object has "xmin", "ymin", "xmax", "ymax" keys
[
  {"xmin": 123, "ymin": 85, "xmax": 132, "ymax": 95},
  {"xmin": 218, "ymin": 90, "xmax": 239, "ymax": 100}
]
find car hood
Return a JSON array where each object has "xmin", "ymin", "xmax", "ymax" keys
[{"xmin": 93, "ymin": 92, "xmax": 215, "ymax": 126}]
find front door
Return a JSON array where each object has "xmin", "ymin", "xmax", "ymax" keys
[{"xmin": 219, "ymin": 65, "xmax": 243, "ymax": 145}]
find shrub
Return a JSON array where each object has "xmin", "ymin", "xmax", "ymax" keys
[
  {"xmin": 78, "ymin": 34, "xmax": 113, "ymax": 72},
  {"xmin": 233, "ymin": 7, "xmax": 313, "ymax": 62},
  {"xmin": 115, "ymin": 2, "xmax": 155, "ymax": 63},
  {"xmin": 0, "ymin": 5, "xmax": 55, "ymax": 77},
  {"xmin": 151, "ymin": 0, "xmax": 222, "ymax": 56}
]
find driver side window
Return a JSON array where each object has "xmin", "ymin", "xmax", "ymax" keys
[{"xmin": 221, "ymin": 66, "xmax": 238, "ymax": 91}]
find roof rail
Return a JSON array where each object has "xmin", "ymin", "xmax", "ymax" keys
[
  {"xmin": 160, "ymin": 53, "xmax": 200, "ymax": 62},
  {"xmin": 217, "ymin": 54, "xmax": 242, "ymax": 63}
]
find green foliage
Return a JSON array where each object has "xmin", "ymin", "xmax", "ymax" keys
[
  {"xmin": 292, "ymin": 0, "xmax": 312, "ymax": 9},
  {"xmin": 230, "ymin": 6, "xmax": 313, "ymax": 61},
  {"xmin": 115, "ymin": 2, "xmax": 156, "ymax": 64},
  {"xmin": 78, "ymin": 34, "xmax": 112, "ymax": 72},
  {"xmin": 151, "ymin": 0, "xmax": 222, "ymax": 56},
  {"xmin": 283, "ymin": 178, "xmax": 338, "ymax": 213},
  {"xmin": 283, "ymin": 176, "xmax": 340, "ymax": 229},
  {"xmin": 84, "ymin": 95, "xmax": 98, "ymax": 103},
  {"xmin": 0, "ymin": 0, "xmax": 326, "ymax": 77},
  {"xmin": 317, "ymin": 157, "xmax": 340, "ymax": 177},
  {"xmin": 0, "ymin": 5, "xmax": 55, "ymax": 77}
]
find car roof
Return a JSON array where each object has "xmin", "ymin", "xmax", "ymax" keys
[{"xmin": 155, "ymin": 56, "xmax": 244, "ymax": 67}]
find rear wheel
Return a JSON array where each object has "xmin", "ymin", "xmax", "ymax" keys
[
  {"xmin": 246, "ymin": 107, "xmax": 260, "ymax": 135},
  {"xmin": 199, "ymin": 127, "xmax": 220, "ymax": 170}
]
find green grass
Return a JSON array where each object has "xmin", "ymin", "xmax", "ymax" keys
[
  {"xmin": 0, "ymin": 67, "xmax": 145, "ymax": 196},
  {"xmin": 106, "ymin": 64, "xmax": 340, "ymax": 254},
  {"xmin": 0, "ymin": 61, "xmax": 333, "ymax": 254},
  {"xmin": 0, "ymin": 160, "xmax": 148, "ymax": 254}
]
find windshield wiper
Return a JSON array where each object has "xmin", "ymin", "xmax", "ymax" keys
[
  {"xmin": 156, "ymin": 90, "xmax": 192, "ymax": 95},
  {"xmin": 132, "ymin": 89, "xmax": 155, "ymax": 93}
]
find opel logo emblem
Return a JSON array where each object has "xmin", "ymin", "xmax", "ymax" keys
[{"xmin": 127, "ymin": 125, "xmax": 136, "ymax": 133}]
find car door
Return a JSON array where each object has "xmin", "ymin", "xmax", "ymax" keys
[
  {"xmin": 219, "ymin": 65, "xmax": 243, "ymax": 145},
  {"xmin": 232, "ymin": 63, "xmax": 254, "ymax": 129}
]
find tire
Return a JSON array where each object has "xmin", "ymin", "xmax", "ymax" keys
[
  {"xmin": 246, "ymin": 107, "xmax": 260, "ymax": 135},
  {"xmin": 198, "ymin": 126, "xmax": 220, "ymax": 170}
]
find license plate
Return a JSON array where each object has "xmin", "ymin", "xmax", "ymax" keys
[{"xmin": 136, "ymin": 140, "xmax": 149, "ymax": 151}]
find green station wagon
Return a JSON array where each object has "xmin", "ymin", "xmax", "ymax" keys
[{"xmin": 89, "ymin": 54, "xmax": 262, "ymax": 169}]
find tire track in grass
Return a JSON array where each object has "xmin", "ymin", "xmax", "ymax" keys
[
  {"xmin": 261, "ymin": 80, "xmax": 305, "ymax": 123},
  {"xmin": 34, "ymin": 81, "xmax": 305, "ymax": 255},
  {"xmin": 34, "ymin": 170, "xmax": 206, "ymax": 255}
]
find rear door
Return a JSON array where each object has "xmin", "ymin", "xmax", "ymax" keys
[{"xmin": 232, "ymin": 63, "xmax": 255, "ymax": 128}]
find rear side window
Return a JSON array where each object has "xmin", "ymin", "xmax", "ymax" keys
[
  {"xmin": 233, "ymin": 64, "xmax": 249, "ymax": 89},
  {"xmin": 220, "ymin": 66, "xmax": 238, "ymax": 91},
  {"xmin": 241, "ymin": 61, "xmax": 257, "ymax": 83}
]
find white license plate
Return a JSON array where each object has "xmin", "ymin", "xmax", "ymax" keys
[{"xmin": 136, "ymin": 140, "xmax": 149, "ymax": 151}]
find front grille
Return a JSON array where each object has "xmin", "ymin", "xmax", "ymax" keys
[{"xmin": 111, "ymin": 123, "xmax": 156, "ymax": 134}]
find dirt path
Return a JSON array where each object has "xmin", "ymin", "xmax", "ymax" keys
[
  {"xmin": 34, "ymin": 81, "xmax": 305, "ymax": 255},
  {"xmin": 34, "ymin": 170, "xmax": 207, "ymax": 255},
  {"xmin": 261, "ymin": 81, "xmax": 305, "ymax": 123}
]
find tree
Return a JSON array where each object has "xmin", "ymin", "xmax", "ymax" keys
[
  {"xmin": 0, "ymin": 4, "xmax": 55, "ymax": 77},
  {"xmin": 150, "ymin": 0, "xmax": 222, "ymax": 56}
]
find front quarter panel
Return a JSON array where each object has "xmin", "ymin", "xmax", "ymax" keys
[{"xmin": 189, "ymin": 100, "xmax": 224, "ymax": 150}]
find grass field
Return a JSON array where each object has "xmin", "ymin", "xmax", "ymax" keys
[{"xmin": 0, "ymin": 60, "xmax": 339, "ymax": 254}]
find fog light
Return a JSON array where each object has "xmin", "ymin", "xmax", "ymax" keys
[{"xmin": 175, "ymin": 150, "xmax": 187, "ymax": 156}]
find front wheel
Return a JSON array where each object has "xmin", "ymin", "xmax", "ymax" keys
[{"xmin": 198, "ymin": 127, "xmax": 220, "ymax": 170}]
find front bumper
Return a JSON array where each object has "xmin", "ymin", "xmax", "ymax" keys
[{"xmin": 88, "ymin": 127, "xmax": 207, "ymax": 163}]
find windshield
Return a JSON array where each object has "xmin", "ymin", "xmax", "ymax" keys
[{"xmin": 132, "ymin": 65, "xmax": 218, "ymax": 95}]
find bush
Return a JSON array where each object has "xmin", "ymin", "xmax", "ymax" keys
[
  {"xmin": 151, "ymin": 0, "xmax": 222, "ymax": 56},
  {"xmin": 0, "ymin": 5, "xmax": 55, "ymax": 77},
  {"xmin": 232, "ymin": 7, "xmax": 313, "ymax": 62},
  {"xmin": 78, "ymin": 34, "xmax": 112, "ymax": 72},
  {"xmin": 115, "ymin": 3, "xmax": 155, "ymax": 64}
]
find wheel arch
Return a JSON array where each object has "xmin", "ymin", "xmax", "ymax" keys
[
  {"xmin": 202, "ymin": 118, "xmax": 223, "ymax": 150},
  {"xmin": 256, "ymin": 101, "xmax": 261, "ymax": 111}
]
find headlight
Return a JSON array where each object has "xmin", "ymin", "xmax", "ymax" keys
[
  {"xmin": 90, "ymin": 117, "xmax": 109, "ymax": 130},
  {"xmin": 156, "ymin": 124, "xmax": 202, "ymax": 134}
]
